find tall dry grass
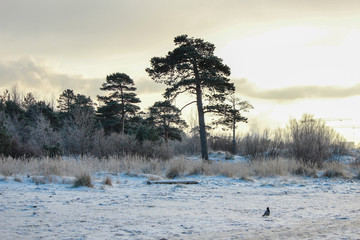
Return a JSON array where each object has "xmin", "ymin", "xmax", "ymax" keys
[{"xmin": 0, "ymin": 155, "xmax": 356, "ymax": 180}]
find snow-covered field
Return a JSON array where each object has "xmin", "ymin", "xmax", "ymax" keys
[{"xmin": 1, "ymin": 173, "xmax": 360, "ymax": 239}]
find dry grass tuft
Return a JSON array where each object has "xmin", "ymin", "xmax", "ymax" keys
[
  {"xmin": 32, "ymin": 176, "xmax": 47, "ymax": 185},
  {"xmin": 73, "ymin": 173, "xmax": 93, "ymax": 188},
  {"xmin": 290, "ymin": 161, "xmax": 318, "ymax": 177},
  {"xmin": 103, "ymin": 176, "xmax": 112, "ymax": 186},
  {"xmin": 322, "ymin": 161, "xmax": 347, "ymax": 178},
  {"xmin": 166, "ymin": 159, "xmax": 186, "ymax": 179},
  {"xmin": 14, "ymin": 176, "xmax": 22, "ymax": 183},
  {"xmin": 31, "ymin": 175, "xmax": 61, "ymax": 185},
  {"xmin": 355, "ymin": 172, "xmax": 360, "ymax": 180},
  {"xmin": 251, "ymin": 158, "xmax": 290, "ymax": 177}
]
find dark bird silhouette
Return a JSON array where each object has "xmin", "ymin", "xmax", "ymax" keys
[{"xmin": 262, "ymin": 207, "xmax": 270, "ymax": 217}]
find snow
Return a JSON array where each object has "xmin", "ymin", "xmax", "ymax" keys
[{"xmin": 1, "ymin": 173, "xmax": 360, "ymax": 239}]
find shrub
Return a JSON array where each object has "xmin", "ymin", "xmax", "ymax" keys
[
  {"xmin": 242, "ymin": 131, "xmax": 271, "ymax": 159},
  {"xmin": 288, "ymin": 114, "xmax": 344, "ymax": 166},
  {"xmin": 170, "ymin": 134, "xmax": 201, "ymax": 156},
  {"xmin": 73, "ymin": 173, "xmax": 93, "ymax": 188},
  {"xmin": 208, "ymin": 135, "xmax": 234, "ymax": 153},
  {"xmin": 136, "ymin": 141, "xmax": 172, "ymax": 160}
]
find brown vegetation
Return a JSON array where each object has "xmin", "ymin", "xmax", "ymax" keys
[
  {"xmin": 103, "ymin": 176, "xmax": 113, "ymax": 186},
  {"xmin": 73, "ymin": 173, "xmax": 93, "ymax": 188},
  {"xmin": 0, "ymin": 153, "xmax": 358, "ymax": 181}
]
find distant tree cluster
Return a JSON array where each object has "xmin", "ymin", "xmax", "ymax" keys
[{"xmin": 0, "ymin": 35, "xmax": 253, "ymax": 159}]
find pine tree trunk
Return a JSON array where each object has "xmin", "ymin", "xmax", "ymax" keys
[
  {"xmin": 193, "ymin": 62, "xmax": 209, "ymax": 161},
  {"xmin": 232, "ymin": 121, "xmax": 236, "ymax": 155},
  {"xmin": 196, "ymin": 83, "xmax": 209, "ymax": 161},
  {"xmin": 120, "ymin": 88, "xmax": 125, "ymax": 135},
  {"xmin": 121, "ymin": 113, "xmax": 125, "ymax": 135}
]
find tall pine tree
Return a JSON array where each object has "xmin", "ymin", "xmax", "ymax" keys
[
  {"xmin": 97, "ymin": 73, "xmax": 141, "ymax": 134},
  {"xmin": 146, "ymin": 35, "xmax": 235, "ymax": 160},
  {"xmin": 57, "ymin": 89, "xmax": 76, "ymax": 113}
]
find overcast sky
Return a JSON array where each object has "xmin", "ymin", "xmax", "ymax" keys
[{"xmin": 1, "ymin": 0, "xmax": 360, "ymax": 143}]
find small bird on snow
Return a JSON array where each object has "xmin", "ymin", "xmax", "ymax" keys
[{"xmin": 262, "ymin": 207, "xmax": 270, "ymax": 217}]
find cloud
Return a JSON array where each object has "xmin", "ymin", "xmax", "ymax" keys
[
  {"xmin": 0, "ymin": 57, "xmax": 103, "ymax": 100},
  {"xmin": 234, "ymin": 78, "xmax": 360, "ymax": 101},
  {"xmin": 3, "ymin": 0, "xmax": 360, "ymax": 59},
  {"xmin": 135, "ymin": 77, "xmax": 166, "ymax": 94}
]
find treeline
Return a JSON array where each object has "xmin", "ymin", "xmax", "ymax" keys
[
  {"xmin": 0, "ymin": 80, "xmax": 190, "ymax": 159},
  {"xmin": 0, "ymin": 84, "xmax": 348, "ymax": 166},
  {"xmin": 0, "ymin": 35, "xmax": 348, "ymax": 165}
]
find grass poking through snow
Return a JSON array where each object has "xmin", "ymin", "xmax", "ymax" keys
[
  {"xmin": 0, "ymin": 155, "xmax": 358, "ymax": 181},
  {"xmin": 103, "ymin": 176, "xmax": 113, "ymax": 186},
  {"xmin": 73, "ymin": 173, "xmax": 93, "ymax": 188}
]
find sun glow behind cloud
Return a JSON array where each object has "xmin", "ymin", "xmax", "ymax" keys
[
  {"xmin": 218, "ymin": 25, "xmax": 360, "ymax": 87},
  {"xmin": 214, "ymin": 25, "xmax": 360, "ymax": 143}
]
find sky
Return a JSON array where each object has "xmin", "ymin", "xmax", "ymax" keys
[{"xmin": 1, "ymin": 0, "xmax": 360, "ymax": 144}]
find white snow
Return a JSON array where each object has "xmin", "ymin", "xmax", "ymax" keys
[{"xmin": 1, "ymin": 173, "xmax": 360, "ymax": 239}]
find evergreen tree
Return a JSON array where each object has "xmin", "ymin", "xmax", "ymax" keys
[
  {"xmin": 57, "ymin": 89, "xmax": 76, "ymax": 113},
  {"xmin": 22, "ymin": 92, "xmax": 37, "ymax": 110},
  {"xmin": 148, "ymin": 100, "xmax": 188, "ymax": 143},
  {"xmin": 73, "ymin": 94, "xmax": 95, "ymax": 113},
  {"xmin": 0, "ymin": 120, "xmax": 11, "ymax": 156},
  {"xmin": 208, "ymin": 95, "xmax": 253, "ymax": 154},
  {"xmin": 146, "ymin": 35, "xmax": 235, "ymax": 160},
  {"xmin": 97, "ymin": 73, "xmax": 141, "ymax": 134},
  {"xmin": 96, "ymin": 101, "xmax": 121, "ymax": 134}
]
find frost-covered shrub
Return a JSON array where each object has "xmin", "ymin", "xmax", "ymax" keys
[{"xmin": 288, "ymin": 114, "xmax": 345, "ymax": 166}]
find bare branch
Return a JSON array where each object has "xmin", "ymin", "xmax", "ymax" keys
[
  {"xmin": 166, "ymin": 86, "xmax": 196, "ymax": 102},
  {"xmin": 180, "ymin": 101, "xmax": 197, "ymax": 112}
]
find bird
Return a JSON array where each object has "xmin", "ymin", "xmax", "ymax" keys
[{"xmin": 262, "ymin": 207, "xmax": 270, "ymax": 217}]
